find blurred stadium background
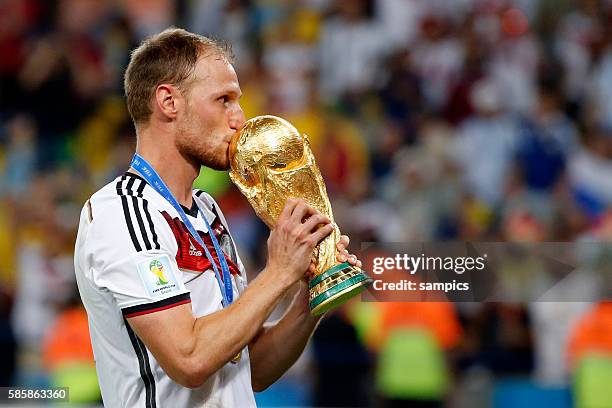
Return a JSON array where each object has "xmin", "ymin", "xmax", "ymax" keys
[{"xmin": 1, "ymin": 0, "xmax": 612, "ymax": 406}]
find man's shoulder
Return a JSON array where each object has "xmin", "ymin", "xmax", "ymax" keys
[
  {"xmin": 87, "ymin": 174, "xmax": 125, "ymax": 216},
  {"xmin": 82, "ymin": 173, "xmax": 175, "ymax": 257},
  {"xmin": 193, "ymin": 187, "xmax": 209, "ymax": 198},
  {"xmin": 86, "ymin": 173, "xmax": 168, "ymax": 238},
  {"xmin": 90, "ymin": 172, "xmax": 165, "ymax": 212},
  {"xmin": 193, "ymin": 189, "xmax": 216, "ymax": 211},
  {"xmin": 193, "ymin": 189, "xmax": 230, "ymax": 222}
]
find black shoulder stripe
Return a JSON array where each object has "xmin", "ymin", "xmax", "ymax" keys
[
  {"xmin": 143, "ymin": 199, "xmax": 160, "ymax": 250},
  {"xmin": 124, "ymin": 171, "xmax": 146, "ymax": 183},
  {"xmin": 116, "ymin": 176, "xmax": 160, "ymax": 252},
  {"xmin": 86, "ymin": 200, "xmax": 93, "ymax": 222},
  {"xmin": 126, "ymin": 176, "xmax": 136, "ymax": 193},
  {"xmin": 131, "ymin": 180, "xmax": 152, "ymax": 250},
  {"xmin": 117, "ymin": 176, "xmax": 142, "ymax": 252},
  {"xmin": 195, "ymin": 189, "xmax": 205, "ymax": 197},
  {"xmin": 132, "ymin": 194, "xmax": 152, "ymax": 250},
  {"xmin": 124, "ymin": 320, "xmax": 157, "ymax": 408},
  {"xmin": 115, "ymin": 174, "xmax": 124, "ymax": 195},
  {"xmin": 137, "ymin": 178, "xmax": 146, "ymax": 198}
]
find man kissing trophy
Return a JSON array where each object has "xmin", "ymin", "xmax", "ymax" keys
[{"xmin": 229, "ymin": 115, "xmax": 372, "ymax": 315}]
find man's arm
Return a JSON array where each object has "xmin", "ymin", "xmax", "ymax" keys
[
  {"xmin": 247, "ymin": 280, "xmax": 320, "ymax": 391},
  {"xmin": 248, "ymin": 236, "xmax": 362, "ymax": 391},
  {"xmin": 127, "ymin": 199, "xmax": 333, "ymax": 388},
  {"xmin": 127, "ymin": 267, "xmax": 291, "ymax": 388}
]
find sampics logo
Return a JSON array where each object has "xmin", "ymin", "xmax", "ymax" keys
[{"xmin": 149, "ymin": 260, "xmax": 169, "ymax": 286}]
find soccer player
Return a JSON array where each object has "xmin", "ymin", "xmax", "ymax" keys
[{"xmin": 74, "ymin": 28, "xmax": 361, "ymax": 407}]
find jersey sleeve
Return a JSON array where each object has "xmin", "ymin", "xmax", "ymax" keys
[{"xmin": 85, "ymin": 189, "xmax": 191, "ymax": 318}]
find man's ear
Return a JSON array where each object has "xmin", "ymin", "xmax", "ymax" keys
[{"xmin": 154, "ymin": 84, "xmax": 183, "ymax": 121}]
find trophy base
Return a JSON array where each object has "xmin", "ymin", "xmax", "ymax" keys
[{"xmin": 308, "ymin": 262, "xmax": 373, "ymax": 316}]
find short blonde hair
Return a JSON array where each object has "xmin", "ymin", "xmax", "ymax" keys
[{"xmin": 124, "ymin": 27, "xmax": 232, "ymax": 126}]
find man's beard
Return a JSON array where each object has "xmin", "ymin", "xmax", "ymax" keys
[
  {"xmin": 176, "ymin": 113, "xmax": 230, "ymax": 171},
  {"xmin": 201, "ymin": 146, "xmax": 230, "ymax": 171},
  {"xmin": 176, "ymin": 133, "xmax": 230, "ymax": 171}
]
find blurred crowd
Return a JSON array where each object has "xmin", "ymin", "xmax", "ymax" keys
[{"xmin": 2, "ymin": 0, "xmax": 612, "ymax": 406}]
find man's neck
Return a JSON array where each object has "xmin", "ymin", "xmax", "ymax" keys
[{"xmin": 133, "ymin": 132, "xmax": 199, "ymax": 208}]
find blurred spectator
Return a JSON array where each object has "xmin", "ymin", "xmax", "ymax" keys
[
  {"xmin": 453, "ymin": 78, "xmax": 519, "ymax": 206},
  {"xmin": 42, "ymin": 296, "xmax": 100, "ymax": 403},
  {"xmin": 568, "ymin": 124, "xmax": 612, "ymax": 220},
  {"xmin": 122, "ymin": 0, "xmax": 174, "ymax": 41},
  {"xmin": 190, "ymin": 0, "xmax": 255, "ymax": 72},
  {"xmin": 319, "ymin": 0, "xmax": 391, "ymax": 100},
  {"xmin": 0, "ymin": 0, "xmax": 42, "ymax": 114},
  {"xmin": 443, "ymin": 22, "xmax": 487, "ymax": 125},
  {"xmin": 11, "ymin": 177, "xmax": 77, "ymax": 351},
  {"xmin": 0, "ymin": 289, "xmax": 16, "ymax": 386},
  {"xmin": 587, "ymin": 23, "xmax": 612, "ymax": 128},
  {"xmin": 379, "ymin": 130, "xmax": 456, "ymax": 241},
  {"xmin": 458, "ymin": 303, "xmax": 534, "ymax": 376},
  {"xmin": 376, "ymin": 0, "xmax": 425, "ymax": 49},
  {"xmin": 412, "ymin": 14, "xmax": 464, "ymax": 112},
  {"xmin": 312, "ymin": 312, "xmax": 372, "ymax": 407},
  {"xmin": 514, "ymin": 79, "xmax": 578, "ymax": 195},
  {"xmin": 379, "ymin": 50, "xmax": 423, "ymax": 142},
  {"xmin": 530, "ymin": 300, "xmax": 591, "ymax": 385},
  {"xmin": 488, "ymin": 8, "xmax": 539, "ymax": 114},
  {"xmin": 316, "ymin": 114, "xmax": 370, "ymax": 195},
  {"xmin": 373, "ymin": 301, "xmax": 462, "ymax": 408},
  {"xmin": 262, "ymin": 10, "xmax": 318, "ymax": 114},
  {"xmin": 555, "ymin": 0, "xmax": 601, "ymax": 109},
  {"xmin": 568, "ymin": 301, "xmax": 612, "ymax": 408},
  {"xmin": 0, "ymin": 115, "xmax": 37, "ymax": 197}
]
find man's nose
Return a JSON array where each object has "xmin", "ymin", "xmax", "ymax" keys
[{"xmin": 229, "ymin": 105, "xmax": 246, "ymax": 130}]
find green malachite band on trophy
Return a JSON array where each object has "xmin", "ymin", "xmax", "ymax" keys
[
  {"xmin": 309, "ymin": 262, "xmax": 352, "ymax": 289},
  {"xmin": 309, "ymin": 274, "xmax": 371, "ymax": 315}
]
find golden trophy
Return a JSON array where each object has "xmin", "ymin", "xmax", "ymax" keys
[{"xmin": 228, "ymin": 115, "xmax": 372, "ymax": 315}]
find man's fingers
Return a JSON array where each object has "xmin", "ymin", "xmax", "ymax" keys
[
  {"xmin": 334, "ymin": 235, "xmax": 360, "ymax": 266},
  {"xmin": 337, "ymin": 249, "xmax": 349, "ymax": 262},
  {"xmin": 279, "ymin": 198, "xmax": 299, "ymax": 222},
  {"xmin": 301, "ymin": 213, "xmax": 331, "ymax": 234},
  {"xmin": 310, "ymin": 223, "xmax": 334, "ymax": 245},
  {"xmin": 308, "ymin": 263, "xmax": 317, "ymax": 275},
  {"xmin": 337, "ymin": 250, "xmax": 360, "ymax": 267},
  {"xmin": 290, "ymin": 199, "xmax": 318, "ymax": 224},
  {"xmin": 337, "ymin": 235, "xmax": 350, "ymax": 250}
]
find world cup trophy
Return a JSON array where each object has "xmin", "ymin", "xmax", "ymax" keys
[{"xmin": 228, "ymin": 115, "xmax": 372, "ymax": 315}]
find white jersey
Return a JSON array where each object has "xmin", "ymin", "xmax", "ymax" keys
[{"xmin": 74, "ymin": 172, "xmax": 257, "ymax": 408}]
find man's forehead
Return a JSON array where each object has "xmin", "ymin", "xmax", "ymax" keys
[
  {"xmin": 190, "ymin": 55, "xmax": 241, "ymax": 95},
  {"xmin": 193, "ymin": 54, "xmax": 237, "ymax": 81}
]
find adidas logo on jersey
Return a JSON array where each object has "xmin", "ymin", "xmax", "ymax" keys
[{"xmin": 188, "ymin": 238, "xmax": 202, "ymax": 257}]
